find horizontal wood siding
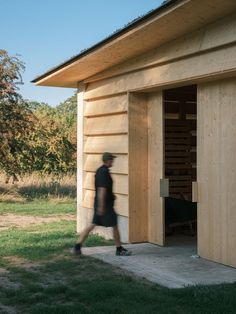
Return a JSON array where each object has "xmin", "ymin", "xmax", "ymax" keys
[
  {"xmin": 83, "ymin": 172, "xmax": 128, "ymax": 195},
  {"xmin": 83, "ymin": 189, "xmax": 128, "ymax": 217},
  {"xmin": 84, "ymin": 113, "xmax": 128, "ymax": 135},
  {"xmin": 84, "ymin": 94, "xmax": 127, "ymax": 116},
  {"xmin": 83, "ymin": 94, "xmax": 129, "ymax": 219},
  {"xmin": 84, "ymin": 135, "xmax": 128, "ymax": 154},
  {"xmin": 84, "ymin": 154, "xmax": 128, "ymax": 174}
]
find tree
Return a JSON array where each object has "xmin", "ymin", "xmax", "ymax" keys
[{"xmin": 0, "ymin": 50, "xmax": 35, "ymax": 180}]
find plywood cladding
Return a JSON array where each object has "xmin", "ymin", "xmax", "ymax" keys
[
  {"xmin": 83, "ymin": 94, "xmax": 129, "ymax": 220},
  {"xmin": 198, "ymin": 78, "xmax": 236, "ymax": 268}
]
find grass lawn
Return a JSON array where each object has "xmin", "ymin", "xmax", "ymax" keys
[{"xmin": 0, "ymin": 200, "xmax": 236, "ymax": 314}]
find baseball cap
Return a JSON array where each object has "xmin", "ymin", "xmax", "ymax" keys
[{"xmin": 102, "ymin": 152, "xmax": 117, "ymax": 162}]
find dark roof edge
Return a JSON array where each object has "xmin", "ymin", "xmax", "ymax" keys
[{"xmin": 32, "ymin": 0, "xmax": 181, "ymax": 83}]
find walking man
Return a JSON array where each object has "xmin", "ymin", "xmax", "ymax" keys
[{"xmin": 73, "ymin": 152, "xmax": 131, "ymax": 256}]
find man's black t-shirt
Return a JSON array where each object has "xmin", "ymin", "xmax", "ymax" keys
[{"xmin": 94, "ymin": 165, "xmax": 114, "ymax": 210}]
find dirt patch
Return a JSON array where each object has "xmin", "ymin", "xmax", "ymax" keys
[
  {"xmin": 0, "ymin": 213, "xmax": 75, "ymax": 231},
  {"xmin": 2, "ymin": 256, "xmax": 42, "ymax": 269}
]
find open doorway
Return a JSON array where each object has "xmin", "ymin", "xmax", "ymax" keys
[{"xmin": 163, "ymin": 85, "xmax": 197, "ymax": 246}]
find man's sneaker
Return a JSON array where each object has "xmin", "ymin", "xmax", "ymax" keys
[
  {"xmin": 73, "ymin": 243, "xmax": 82, "ymax": 255},
  {"xmin": 116, "ymin": 246, "xmax": 132, "ymax": 256}
]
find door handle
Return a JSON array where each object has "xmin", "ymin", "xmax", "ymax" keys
[{"xmin": 160, "ymin": 178, "xmax": 169, "ymax": 197}]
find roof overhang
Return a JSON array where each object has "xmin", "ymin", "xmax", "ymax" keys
[{"xmin": 32, "ymin": 0, "xmax": 236, "ymax": 88}]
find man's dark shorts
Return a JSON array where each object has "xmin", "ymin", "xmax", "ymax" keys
[{"xmin": 92, "ymin": 208, "xmax": 117, "ymax": 227}]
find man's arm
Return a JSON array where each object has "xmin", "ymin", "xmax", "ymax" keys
[{"xmin": 97, "ymin": 187, "xmax": 107, "ymax": 216}]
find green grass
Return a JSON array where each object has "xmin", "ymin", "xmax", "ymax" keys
[
  {"xmin": 0, "ymin": 200, "xmax": 236, "ymax": 314},
  {"xmin": 0, "ymin": 199, "xmax": 76, "ymax": 216}
]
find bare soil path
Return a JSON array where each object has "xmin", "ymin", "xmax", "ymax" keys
[{"xmin": 0, "ymin": 213, "xmax": 75, "ymax": 231}]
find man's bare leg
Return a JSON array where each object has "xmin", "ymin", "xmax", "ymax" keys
[
  {"xmin": 78, "ymin": 224, "xmax": 96, "ymax": 245},
  {"xmin": 113, "ymin": 225, "xmax": 121, "ymax": 247}
]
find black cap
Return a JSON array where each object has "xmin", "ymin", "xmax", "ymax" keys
[{"xmin": 102, "ymin": 152, "xmax": 117, "ymax": 162}]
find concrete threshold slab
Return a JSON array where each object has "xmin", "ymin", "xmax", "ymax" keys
[{"xmin": 83, "ymin": 241, "xmax": 236, "ymax": 289}]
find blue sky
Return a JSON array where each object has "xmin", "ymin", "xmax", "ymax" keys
[{"xmin": 1, "ymin": 0, "xmax": 163, "ymax": 106}]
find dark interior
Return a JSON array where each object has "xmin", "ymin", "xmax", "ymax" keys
[{"xmin": 163, "ymin": 85, "xmax": 197, "ymax": 237}]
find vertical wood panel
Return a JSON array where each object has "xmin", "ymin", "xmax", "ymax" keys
[
  {"xmin": 128, "ymin": 93, "xmax": 148, "ymax": 242},
  {"xmin": 198, "ymin": 78, "xmax": 236, "ymax": 267},
  {"xmin": 147, "ymin": 92, "xmax": 164, "ymax": 245},
  {"xmin": 77, "ymin": 84, "xmax": 86, "ymax": 233}
]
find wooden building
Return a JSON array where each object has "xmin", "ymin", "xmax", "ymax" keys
[{"xmin": 33, "ymin": 0, "xmax": 236, "ymax": 268}]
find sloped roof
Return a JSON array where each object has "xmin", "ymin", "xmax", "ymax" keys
[{"xmin": 32, "ymin": 0, "xmax": 236, "ymax": 87}]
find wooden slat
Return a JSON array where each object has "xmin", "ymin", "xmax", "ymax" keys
[
  {"xmin": 84, "ymin": 95, "xmax": 127, "ymax": 117},
  {"xmin": 129, "ymin": 93, "xmax": 148, "ymax": 242},
  {"xmin": 83, "ymin": 172, "xmax": 128, "ymax": 195},
  {"xmin": 166, "ymin": 145, "xmax": 191, "ymax": 151},
  {"xmin": 84, "ymin": 154, "xmax": 128, "ymax": 174},
  {"xmin": 165, "ymin": 133, "xmax": 190, "ymax": 138},
  {"xmin": 166, "ymin": 164, "xmax": 192, "ymax": 170},
  {"xmin": 165, "ymin": 152, "xmax": 190, "ymax": 157},
  {"xmin": 165, "ymin": 126, "xmax": 190, "ymax": 132},
  {"xmin": 168, "ymin": 175, "xmax": 191, "ymax": 180},
  {"xmin": 84, "ymin": 113, "xmax": 128, "ymax": 135},
  {"xmin": 166, "ymin": 157, "xmax": 191, "ymax": 163},
  {"xmin": 165, "ymin": 113, "xmax": 179, "ymax": 119},
  {"xmin": 165, "ymin": 138, "xmax": 191, "ymax": 144},
  {"xmin": 169, "ymin": 181, "xmax": 192, "ymax": 187},
  {"xmin": 169, "ymin": 187, "xmax": 191, "ymax": 193},
  {"xmin": 84, "ymin": 135, "xmax": 128, "ymax": 154},
  {"xmin": 83, "ymin": 189, "xmax": 128, "ymax": 217}
]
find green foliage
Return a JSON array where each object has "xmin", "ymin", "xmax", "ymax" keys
[
  {"xmin": 0, "ymin": 50, "xmax": 36, "ymax": 179},
  {"xmin": 25, "ymin": 95, "xmax": 77, "ymax": 175},
  {"xmin": 0, "ymin": 49, "xmax": 77, "ymax": 178}
]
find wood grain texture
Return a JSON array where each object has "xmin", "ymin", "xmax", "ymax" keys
[
  {"xmin": 83, "ymin": 189, "xmax": 128, "ymax": 217},
  {"xmin": 85, "ymin": 44, "xmax": 236, "ymax": 99},
  {"xmin": 198, "ymin": 78, "xmax": 236, "ymax": 267},
  {"xmin": 84, "ymin": 94, "xmax": 127, "ymax": 116},
  {"xmin": 147, "ymin": 92, "xmax": 164, "ymax": 245},
  {"xmin": 84, "ymin": 154, "xmax": 128, "ymax": 174},
  {"xmin": 128, "ymin": 93, "xmax": 148, "ymax": 242},
  {"xmin": 86, "ymin": 13, "xmax": 236, "ymax": 83},
  {"xmin": 84, "ymin": 113, "xmax": 128, "ymax": 135},
  {"xmin": 83, "ymin": 172, "xmax": 128, "ymax": 195},
  {"xmin": 77, "ymin": 84, "xmax": 86, "ymax": 233},
  {"xmin": 84, "ymin": 135, "xmax": 128, "ymax": 154}
]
